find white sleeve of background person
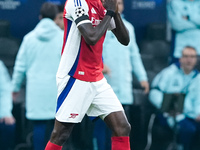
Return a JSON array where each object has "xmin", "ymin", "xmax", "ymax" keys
[
  {"xmin": 0, "ymin": 61, "xmax": 13, "ymax": 118},
  {"xmin": 184, "ymin": 74, "xmax": 200, "ymax": 119},
  {"xmin": 167, "ymin": 0, "xmax": 196, "ymax": 31},
  {"xmin": 129, "ymin": 24, "xmax": 147, "ymax": 81},
  {"xmin": 193, "ymin": 76, "xmax": 200, "ymax": 118},
  {"xmin": 65, "ymin": 0, "xmax": 90, "ymax": 25},
  {"xmin": 12, "ymin": 37, "xmax": 27, "ymax": 92},
  {"xmin": 188, "ymin": 1, "xmax": 200, "ymax": 26},
  {"xmin": 149, "ymin": 70, "xmax": 167, "ymax": 109}
]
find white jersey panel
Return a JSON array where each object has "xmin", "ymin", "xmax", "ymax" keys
[{"xmin": 56, "ymin": 22, "xmax": 81, "ymax": 78}]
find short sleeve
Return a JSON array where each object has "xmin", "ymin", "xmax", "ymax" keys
[{"xmin": 64, "ymin": 0, "xmax": 91, "ymax": 26}]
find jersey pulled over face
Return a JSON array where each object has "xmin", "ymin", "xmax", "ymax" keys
[{"xmin": 56, "ymin": 0, "xmax": 111, "ymax": 82}]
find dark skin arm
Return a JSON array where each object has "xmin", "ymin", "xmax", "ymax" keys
[
  {"xmin": 77, "ymin": 0, "xmax": 129, "ymax": 46},
  {"xmin": 78, "ymin": 15, "xmax": 115, "ymax": 45},
  {"xmin": 111, "ymin": 12, "xmax": 129, "ymax": 45}
]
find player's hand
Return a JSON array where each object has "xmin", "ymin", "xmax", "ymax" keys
[
  {"xmin": 196, "ymin": 115, "xmax": 200, "ymax": 122},
  {"xmin": 140, "ymin": 81, "xmax": 149, "ymax": 94},
  {"xmin": 12, "ymin": 92, "xmax": 19, "ymax": 102},
  {"xmin": 0, "ymin": 117, "xmax": 15, "ymax": 125},
  {"xmin": 115, "ymin": 0, "xmax": 120, "ymax": 13},
  {"xmin": 102, "ymin": 64, "xmax": 111, "ymax": 76},
  {"xmin": 103, "ymin": 0, "xmax": 117, "ymax": 12},
  {"xmin": 182, "ymin": 16, "xmax": 189, "ymax": 20}
]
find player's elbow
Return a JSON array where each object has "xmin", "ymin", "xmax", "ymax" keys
[
  {"xmin": 85, "ymin": 38, "xmax": 98, "ymax": 45},
  {"xmin": 84, "ymin": 33, "xmax": 99, "ymax": 45},
  {"xmin": 120, "ymin": 36, "xmax": 130, "ymax": 46},
  {"xmin": 78, "ymin": 25, "xmax": 99, "ymax": 45},
  {"xmin": 79, "ymin": 25, "xmax": 102, "ymax": 45},
  {"xmin": 123, "ymin": 37, "xmax": 130, "ymax": 46},
  {"xmin": 114, "ymin": 30, "xmax": 130, "ymax": 46}
]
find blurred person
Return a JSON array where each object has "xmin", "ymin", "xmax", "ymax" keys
[
  {"xmin": 103, "ymin": 0, "xmax": 149, "ymax": 116},
  {"xmin": 0, "ymin": 60, "xmax": 16, "ymax": 150},
  {"xmin": 93, "ymin": 0, "xmax": 149, "ymax": 149},
  {"xmin": 54, "ymin": 4, "xmax": 64, "ymax": 30},
  {"xmin": 167, "ymin": 0, "xmax": 200, "ymax": 59},
  {"xmin": 149, "ymin": 46, "xmax": 200, "ymax": 150},
  {"xmin": 12, "ymin": 2, "xmax": 63, "ymax": 150},
  {"xmin": 44, "ymin": 0, "xmax": 132, "ymax": 149}
]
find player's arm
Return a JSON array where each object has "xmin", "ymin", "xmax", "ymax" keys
[
  {"xmin": 78, "ymin": 15, "xmax": 114, "ymax": 45},
  {"xmin": 77, "ymin": 0, "xmax": 117, "ymax": 45},
  {"xmin": 111, "ymin": 12, "xmax": 129, "ymax": 46}
]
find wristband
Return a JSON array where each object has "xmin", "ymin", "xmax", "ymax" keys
[{"xmin": 106, "ymin": 10, "xmax": 115, "ymax": 17}]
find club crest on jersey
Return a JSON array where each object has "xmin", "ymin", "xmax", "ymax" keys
[
  {"xmin": 69, "ymin": 113, "xmax": 79, "ymax": 119},
  {"xmin": 75, "ymin": 6, "xmax": 85, "ymax": 17}
]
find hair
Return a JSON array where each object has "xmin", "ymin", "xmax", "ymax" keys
[
  {"xmin": 40, "ymin": 2, "xmax": 59, "ymax": 20},
  {"xmin": 181, "ymin": 46, "xmax": 197, "ymax": 57},
  {"xmin": 183, "ymin": 46, "xmax": 196, "ymax": 51},
  {"xmin": 57, "ymin": 4, "xmax": 64, "ymax": 13}
]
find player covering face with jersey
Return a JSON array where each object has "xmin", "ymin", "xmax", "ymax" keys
[{"xmin": 45, "ymin": 0, "xmax": 131, "ymax": 149}]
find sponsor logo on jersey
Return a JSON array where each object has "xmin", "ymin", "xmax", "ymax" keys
[{"xmin": 91, "ymin": 17, "xmax": 101, "ymax": 26}]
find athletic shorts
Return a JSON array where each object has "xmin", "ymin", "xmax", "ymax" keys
[{"xmin": 55, "ymin": 75, "xmax": 124, "ymax": 123}]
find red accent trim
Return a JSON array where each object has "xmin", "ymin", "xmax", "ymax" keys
[
  {"xmin": 111, "ymin": 136, "xmax": 130, "ymax": 150},
  {"xmin": 45, "ymin": 141, "xmax": 62, "ymax": 150},
  {"xmin": 61, "ymin": 2, "xmax": 68, "ymax": 55},
  {"xmin": 61, "ymin": 18, "xmax": 68, "ymax": 55}
]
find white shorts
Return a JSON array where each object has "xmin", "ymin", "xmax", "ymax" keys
[{"xmin": 55, "ymin": 75, "xmax": 124, "ymax": 123}]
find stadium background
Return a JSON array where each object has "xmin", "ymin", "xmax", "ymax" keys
[
  {"xmin": 0, "ymin": 0, "xmax": 167, "ymax": 43},
  {"xmin": 0, "ymin": 0, "xmax": 170, "ymax": 150}
]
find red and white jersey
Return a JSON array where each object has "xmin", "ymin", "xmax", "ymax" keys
[{"xmin": 56, "ymin": 0, "xmax": 115, "ymax": 82}]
